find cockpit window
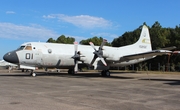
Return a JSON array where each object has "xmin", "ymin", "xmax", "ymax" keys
[
  {"xmin": 25, "ymin": 46, "xmax": 32, "ymax": 50},
  {"xmin": 17, "ymin": 46, "xmax": 25, "ymax": 50}
]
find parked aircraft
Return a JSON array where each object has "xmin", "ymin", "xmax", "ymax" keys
[
  {"xmin": 3, "ymin": 25, "xmax": 173, "ymax": 77},
  {"xmin": 0, "ymin": 60, "xmax": 17, "ymax": 69}
]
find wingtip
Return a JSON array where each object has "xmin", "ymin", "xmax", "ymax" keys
[
  {"xmin": 74, "ymin": 41, "xmax": 78, "ymax": 44},
  {"xmin": 103, "ymin": 39, "xmax": 107, "ymax": 42}
]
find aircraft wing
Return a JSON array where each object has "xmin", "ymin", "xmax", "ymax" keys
[{"xmin": 119, "ymin": 50, "xmax": 172, "ymax": 62}]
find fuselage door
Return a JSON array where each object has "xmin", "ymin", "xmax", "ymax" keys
[{"xmin": 33, "ymin": 51, "xmax": 42, "ymax": 66}]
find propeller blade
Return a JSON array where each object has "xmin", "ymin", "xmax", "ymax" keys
[
  {"xmin": 74, "ymin": 42, "xmax": 78, "ymax": 54},
  {"xmin": 99, "ymin": 39, "xmax": 107, "ymax": 50},
  {"xmin": 73, "ymin": 41, "xmax": 79, "ymax": 73},
  {"xmin": 90, "ymin": 55, "xmax": 97, "ymax": 65},
  {"xmin": 74, "ymin": 60, "xmax": 78, "ymax": 72},
  {"xmin": 89, "ymin": 42, "xmax": 97, "ymax": 51},
  {"xmin": 99, "ymin": 57, "xmax": 107, "ymax": 66}
]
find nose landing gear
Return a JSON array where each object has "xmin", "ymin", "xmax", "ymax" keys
[{"xmin": 30, "ymin": 70, "xmax": 36, "ymax": 77}]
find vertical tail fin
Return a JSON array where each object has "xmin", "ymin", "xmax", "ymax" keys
[{"xmin": 134, "ymin": 25, "xmax": 152, "ymax": 52}]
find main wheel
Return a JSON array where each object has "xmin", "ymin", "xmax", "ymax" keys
[
  {"xmin": 105, "ymin": 70, "xmax": 110, "ymax": 77},
  {"xmin": 101, "ymin": 70, "xmax": 106, "ymax": 77},
  {"xmin": 101, "ymin": 70, "xmax": 110, "ymax": 77},
  {"xmin": 68, "ymin": 69, "xmax": 75, "ymax": 75}
]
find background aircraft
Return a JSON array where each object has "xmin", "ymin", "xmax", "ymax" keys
[
  {"xmin": 0, "ymin": 60, "xmax": 17, "ymax": 69},
  {"xmin": 3, "ymin": 25, "xmax": 172, "ymax": 77}
]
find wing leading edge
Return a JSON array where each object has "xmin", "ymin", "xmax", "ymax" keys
[{"xmin": 119, "ymin": 50, "xmax": 172, "ymax": 62}]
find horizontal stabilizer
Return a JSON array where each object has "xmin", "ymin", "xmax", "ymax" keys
[
  {"xmin": 172, "ymin": 51, "xmax": 180, "ymax": 54},
  {"xmin": 120, "ymin": 50, "xmax": 172, "ymax": 62},
  {"xmin": 159, "ymin": 46, "xmax": 176, "ymax": 50}
]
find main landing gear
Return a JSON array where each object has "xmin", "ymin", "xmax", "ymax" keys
[
  {"xmin": 68, "ymin": 68, "xmax": 110, "ymax": 77},
  {"xmin": 68, "ymin": 69, "xmax": 75, "ymax": 75},
  {"xmin": 101, "ymin": 70, "xmax": 110, "ymax": 77}
]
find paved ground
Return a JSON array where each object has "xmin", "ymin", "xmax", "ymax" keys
[{"xmin": 0, "ymin": 69, "xmax": 180, "ymax": 110}]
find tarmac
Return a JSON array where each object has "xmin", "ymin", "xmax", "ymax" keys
[{"xmin": 0, "ymin": 69, "xmax": 180, "ymax": 110}]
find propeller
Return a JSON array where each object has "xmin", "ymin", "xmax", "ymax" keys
[
  {"xmin": 71, "ymin": 42, "xmax": 85, "ymax": 72},
  {"xmin": 71, "ymin": 42, "xmax": 80, "ymax": 72},
  {"xmin": 89, "ymin": 39, "xmax": 107, "ymax": 66}
]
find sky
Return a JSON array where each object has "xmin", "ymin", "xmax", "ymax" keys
[{"xmin": 0, "ymin": 0, "xmax": 180, "ymax": 59}]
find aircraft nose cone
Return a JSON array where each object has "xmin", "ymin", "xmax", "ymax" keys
[{"xmin": 3, "ymin": 51, "xmax": 19, "ymax": 64}]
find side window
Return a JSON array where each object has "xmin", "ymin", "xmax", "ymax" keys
[
  {"xmin": 25, "ymin": 46, "xmax": 32, "ymax": 50},
  {"xmin": 17, "ymin": 46, "xmax": 25, "ymax": 50}
]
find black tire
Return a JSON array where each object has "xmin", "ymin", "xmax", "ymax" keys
[
  {"xmin": 101, "ymin": 70, "xmax": 106, "ymax": 77},
  {"xmin": 105, "ymin": 70, "xmax": 110, "ymax": 77},
  {"xmin": 101, "ymin": 70, "xmax": 110, "ymax": 77},
  {"xmin": 68, "ymin": 69, "xmax": 75, "ymax": 75}
]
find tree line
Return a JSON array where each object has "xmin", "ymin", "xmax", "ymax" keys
[
  {"xmin": 47, "ymin": 21, "xmax": 180, "ymax": 71},
  {"xmin": 47, "ymin": 35, "xmax": 111, "ymax": 46}
]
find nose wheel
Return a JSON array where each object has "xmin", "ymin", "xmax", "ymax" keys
[{"xmin": 30, "ymin": 70, "xmax": 36, "ymax": 77}]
